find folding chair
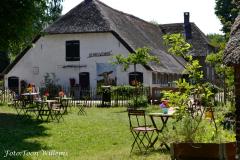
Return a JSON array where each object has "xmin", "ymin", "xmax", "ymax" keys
[
  {"xmin": 60, "ymin": 99, "xmax": 69, "ymax": 114},
  {"xmin": 36, "ymin": 101, "xmax": 53, "ymax": 122},
  {"xmin": 76, "ymin": 100, "xmax": 86, "ymax": 115},
  {"xmin": 25, "ymin": 103, "xmax": 39, "ymax": 118},
  {"xmin": 12, "ymin": 99, "xmax": 26, "ymax": 118},
  {"xmin": 128, "ymin": 109, "xmax": 158, "ymax": 153},
  {"xmin": 51, "ymin": 101, "xmax": 66, "ymax": 122}
]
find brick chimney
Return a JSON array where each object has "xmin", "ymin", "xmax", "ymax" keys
[{"xmin": 184, "ymin": 12, "xmax": 192, "ymax": 39}]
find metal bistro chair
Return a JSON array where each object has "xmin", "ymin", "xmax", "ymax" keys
[
  {"xmin": 127, "ymin": 109, "xmax": 158, "ymax": 153},
  {"xmin": 76, "ymin": 99, "xmax": 87, "ymax": 115},
  {"xmin": 51, "ymin": 99, "xmax": 68, "ymax": 122},
  {"xmin": 36, "ymin": 101, "xmax": 53, "ymax": 122}
]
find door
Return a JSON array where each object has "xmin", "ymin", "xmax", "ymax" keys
[
  {"xmin": 79, "ymin": 72, "xmax": 90, "ymax": 89},
  {"xmin": 8, "ymin": 76, "xmax": 19, "ymax": 94},
  {"xmin": 79, "ymin": 72, "xmax": 90, "ymax": 99}
]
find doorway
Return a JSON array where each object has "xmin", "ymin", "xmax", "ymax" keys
[
  {"xmin": 79, "ymin": 72, "xmax": 90, "ymax": 89},
  {"xmin": 79, "ymin": 72, "xmax": 90, "ymax": 99},
  {"xmin": 8, "ymin": 76, "xmax": 19, "ymax": 94}
]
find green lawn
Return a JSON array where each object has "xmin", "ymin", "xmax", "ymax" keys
[{"xmin": 0, "ymin": 104, "xmax": 170, "ymax": 160}]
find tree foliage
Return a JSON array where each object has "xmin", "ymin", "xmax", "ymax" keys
[
  {"xmin": 215, "ymin": 0, "xmax": 239, "ymax": 36},
  {"xmin": 163, "ymin": 34, "xmax": 220, "ymax": 142},
  {"xmin": 163, "ymin": 33, "xmax": 192, "ymax": 61},
  {"xmin": 112, "ymin": 47, "xmax": 159, "ymax": 108},
  {"xmin": 0, "ymin": 0, "xmax": 63, "ymax": 55},
  {"xmin": 112, "ymin": 47, "xmax": 159, "ymax": 72},
  {"xmin": 206, "ymin": 34, "xmax": 234, "ymax": 88}
]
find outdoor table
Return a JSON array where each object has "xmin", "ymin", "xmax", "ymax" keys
[
  {"xmin": 37, "ymin": 100, "xmax": 57, "ymax": 121},
  {"xmin": 148, "ymin": 112, "xmax": 174, "ymax": 132},
  {"xmin": 45, "ymin": 99, "xmax": 58, "ymax": 110},
  {"xmin": 148, "ymin": 112, "xmax": 174, "ymax": 150},
  {"xmin": 21, "ymin": 92, "xmax": 39, "ymax": 105},
  {"xmin": 16, "ymin": 93, "xmax": 39, "ymax": 117}
]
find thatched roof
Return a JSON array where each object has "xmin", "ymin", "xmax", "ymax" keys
[
  {"xmin": 4, "ymin": 0, "xmax": 191, "ymax": 75},
  {"xmin": 44, "ymin": 0, "xmax": 186, "ymax": 74},
  {"xmin": 160, "ymin": 23, "xmax": 214, "ymax": 57},
  {"xmin": 224, "ymin": 15, "xmax": 240, "ymax": 66}
]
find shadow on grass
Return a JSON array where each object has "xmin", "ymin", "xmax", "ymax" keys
[{"xmin": 0, "ymin": 113, "xmax": 49, "ymax": 160}]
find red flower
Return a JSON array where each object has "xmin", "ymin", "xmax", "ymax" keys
[
  {"xmin": 59, "ymin": 91, "xmax": 64, "ymax": 97},
  {"xmin": 44, "ymin": 91, "xmax": 49, "ymax": 97}
]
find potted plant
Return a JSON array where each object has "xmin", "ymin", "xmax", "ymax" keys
[
  {"xmin": 160, "ymin": 99, "xmax": 170, "ymax": 114},
  {"xmin": 162, "ymin": 34, "xmax": 236, "ymax": 159},
  {"xmin": 161, "ymin": 78, "xmax": 236, "ymax": 159}
]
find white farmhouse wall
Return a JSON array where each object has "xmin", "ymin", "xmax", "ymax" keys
[{"xmin": 5, "ymin": 32, "xmax": 152, "ymax": 90}]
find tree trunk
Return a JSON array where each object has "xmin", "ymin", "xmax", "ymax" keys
[
  {"xmin": 134, "ymin": 63, "xmax": 137, "ymax": 108},
  {"xmin": 235, "ymin": 66, "xmax": 240, "ymax": 159}
]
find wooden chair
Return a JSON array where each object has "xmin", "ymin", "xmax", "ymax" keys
[{"xmin": 127, "ymin": 109, "xmax": 157, "ymax": 153}]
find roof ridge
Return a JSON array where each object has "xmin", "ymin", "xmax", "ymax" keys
[
  {"xmin": 95, "ymin": 0, "xmax": 158, "ymax": 28},
  {"xmin": 160, "ymin": 23, "xmax": 184, "ymax": 26}
]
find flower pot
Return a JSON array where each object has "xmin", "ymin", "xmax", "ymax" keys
[
  {"xmin": 205, "ymin": 111, "xmax": 214, "ymax": 119},
  {"xmin": 171, "ymin": 142, "xmax": 236, "ymax": 160},
  {"xmin": 162, "ymin": 108, "xmax": 169, "ymax": 114}
]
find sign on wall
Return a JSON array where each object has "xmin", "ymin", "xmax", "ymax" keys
[{"xmin": 89, "ymin": 50, "xmax": 112, "ymax": 58}]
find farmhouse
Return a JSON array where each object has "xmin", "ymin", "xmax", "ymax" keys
[{"xmin": 3, "ymin": 0, "xmax": 213, "ymax": 96}]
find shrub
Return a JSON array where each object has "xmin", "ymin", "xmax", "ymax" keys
[
  {"xmin": 128, "ymin": 95, "xmax": 148, "ymax": 108},
  {"xmin": 40, "ymin": 73, "xmax": 61, "ymax": 99}
]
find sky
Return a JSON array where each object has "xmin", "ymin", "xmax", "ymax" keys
[{"xmin": 62, "ymin": 0, "xmax": 223, "ymax": 35}]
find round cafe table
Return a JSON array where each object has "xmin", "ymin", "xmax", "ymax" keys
[
  {"xmin": 21, "ymin": 92, "xmax": 39, "ymax": 104},
  {"xmin": 148, "ymin": 112, "xmax": 174, "ymax": 150}
]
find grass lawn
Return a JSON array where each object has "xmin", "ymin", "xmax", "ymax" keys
[{"xmin": 0, "ymin": 103, "xmax": 170, "ymax": 160}]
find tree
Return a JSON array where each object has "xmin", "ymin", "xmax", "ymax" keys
[
  {"xmin": 163, "ymin": 34, "xmax": 219, "ymax": 141},
  {"xmin": 112, "ymin": 47, "xmax": 159, "ymax": 107},
  {"xmin": 112, "ymin": 47, "xmax": 159, "ymax": 74},
  {"xmin": 215, "ymin": 0, "xmax": 239, "ymax": 36},
  {"xmin": 206, "ymin": 34, "xmax": 234, "ymax": 103},
  {"xmin": 0, "ymin": 0, "xmax": 63, "ymax": 64},
  {"xmin": 163, "ymin": 33, "xmax": 191, "ymax": 60}
]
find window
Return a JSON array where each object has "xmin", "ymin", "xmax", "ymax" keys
[
  {"xmin": 129, "ymin": 72, "xmax": 143, "ymax": 85},
  {"xmin": 152, "ymin": 72, "xmax": 157, "ymax": 84},
  {"xmin": 66, "ymin": 40, "xmax": 80, "ymax": 61}
]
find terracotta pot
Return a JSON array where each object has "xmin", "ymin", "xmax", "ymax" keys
[{"xmin": 171, "ymin": 142, "xmax": 236, "ymax": 160}]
